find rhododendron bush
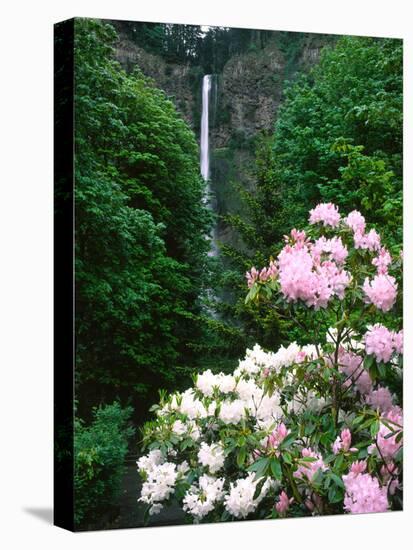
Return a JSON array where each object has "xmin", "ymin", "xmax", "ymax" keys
[{"xmin": 137, "ymin": 204, "xmax": 403, "ymax": 523}]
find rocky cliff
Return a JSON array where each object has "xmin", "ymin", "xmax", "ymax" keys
[
  {"xmin": 112, "ymin": 25, "xmax": 331, "ymax": 248},
  {"xmin": 115, "ymin": 37, "xmax": 196, "ymax": 126}
]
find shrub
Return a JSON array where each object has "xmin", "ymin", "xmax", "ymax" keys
[
  {"xmin": 74, "ymin": 402, "xmax": 135, "ymax": 526},
  {"xmin": 137, "ymin": 204, "xmax": 402, "ymax": 523}
]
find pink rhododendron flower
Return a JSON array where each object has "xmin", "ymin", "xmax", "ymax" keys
[
  {"xmin": 338, "ymin": 349, "xmax": 372, "ymax": 395},
  {"xmin": 317, "ymin": 261, "xmax": 351, "ymax": 299},
  {"xmin": 275, "ymin": 491, "xmax": 293, "ymax": 516},
  {"xmin": 246, "ymin": 262, "xmax": 277, "ymax": 288},
  {"xmin": 277, "ymin": 243, "xmax": 350, "ymax": 310},
  {"xmin": 267, "ymin": 423, "xmax": 289, "ymax": 450},
  {"xmin": 356, "ymin": 370, "xmax": 374, "ymax": 395},
  {"xmin": 246, "ymin": 267, "xmax": 258, "ymax": 288},
  {"xmin": 309, "ymin": 203, "xmax": 340, "ymax": 227},
  {"xmin": 259, "ymin": 261, "xmax": 278, "ymax": 282},
  {"xmin": 245, "ymin": 261, "xmax": 277, "ymax": 288},
  {"xmin": 365, "ymin": 386, "xmax": 394, "ymax": 413},
  {"xmin": 343, "ymin": 470, "xmax": 388, "ymax": 514},
  {"xmin": 296, "ymin": 351, "xmax": 307, "ymax": 363},
  {"xmin": 314, "ymin": 236, "xmax": 348, "ymax": 265},
  {"xmin": 349, "ymin": 460, "xmax": 367, "ymax": 475},
  {"xmin": 366, "ymin": 229, "xmax": 381, "ymax": 251},
  {"xmin": 354, "ymin": 228, "xmax": 381, "ymax": 251},
  {"xmin": 277, "ymin": 246, "xmax": 332, "ymax": 308},
  {"xmin": 293, "ymin": 448, "xmax": 327, "ymax": 482},
  {"xmin": 345, "ymin": 210, "xmax": 366, "ymax": 233},
  {"xmin": 363, "ymin": 274, "xmax": 397, "ymax": 312},
  {"xmin": 332, "ymin": 428, "xmax": 356, "ymax": 454},
  {"xmin": 369, "ymin": 407, "xmax": 403, "ymax": 461},
  {"xmin": 364, "ymin": 324, "xmax": 395, "ymax": 363},
  {"xmin": 372, "ymin": 247, "xmax": 392, "ymax": 275},
  {"xmin": 286, "ymin": 228, "xmax": 308, "ymax": 246}
]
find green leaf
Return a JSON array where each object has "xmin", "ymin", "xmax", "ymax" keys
[
  {"xmin": 270, "ymin": 457, "xmax": 282, "ymax": 480},
  {"xmin": 370, "ymin": 420, "xmax": 380, "ymax": 437},
  {"xmin": 236, "ymin": 446, "xmax": 247, "ymax": 468},
  {"xmin": 329, "ymin": 473, "xmax": 345, "ymax": 489},
  {"xmin": 247, "ymin": 457, "xmax": 270, "ymax": 478},
  {"xmin": 334, "ymin": 453, "xmax": 344, "ymax": 470},
  {"xmin": 280, "ymin": 433, "xmax": 297, "ymax": 448}
]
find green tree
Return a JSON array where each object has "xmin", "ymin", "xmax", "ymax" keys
[
  {"xmin": 271, "ymin": 36, "xmax": 402, "ymax": 243},
  {"xmin": 219, "ymin": 36, "xmax": 402, "ymax": 349},
  {"xmin": 74, "ymin": 19, "xmax": 212, "ymax": 415}
]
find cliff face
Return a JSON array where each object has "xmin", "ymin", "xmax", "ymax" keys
[
  {"xmin": 114, "ymin": 32, "xmax": 327, "ymax": 149},
  {"xmin": 211, "ymin": 42, "xmax": 284, "ymax": 148},
  {"xmin": 115, "ymin": 38, "xmax": 196, "ymax": 126},
  {"xmin": 112, "ymin": 29, "xmax": 330, "ymax": 249}
]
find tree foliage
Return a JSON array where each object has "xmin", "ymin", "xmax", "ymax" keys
[
  {"xmin": 271, "ymin": 36, "xmax": 402, "ymax": 244},
  {"xmin": 74, "ymin": 19, "xmax": 212, "ymax": 413},
  {"xmin": 219, "ymin": 36, "xmax": 402, "ymax": 349},
  {"xmin": 74, "ymin": 402, "xmax": 135, "ymax": 526}
]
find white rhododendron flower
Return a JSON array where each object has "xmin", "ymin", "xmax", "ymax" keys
[
  {"xmin": 224, "ymin": 473, "xmax": 275, "ymax": 518},
  {"xmin": 198, "ymin": 442, "xmax": 226, "ymax": 473},
  {"xmin": 183, "ymin": 475, "xmax": 225, "ymax": 520},
  {"xmin": 172, "ymin": 419, "xmax": 201, "ymax": 440},
  {"xmin": 219, "ymin": 399, "xmax": 246, "ymax": 424},
  {"xmin": 196, "ymin": 370, "xmax": 219, "ymax": 396},
  {"xmin": 172, "ymin": 419, "xmax": 186, "ymax": 435}
]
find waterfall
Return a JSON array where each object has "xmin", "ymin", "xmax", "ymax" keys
[
  {"xmin": 200, "ymin": 74, "xmax": 218, "ymax": 259},
  {"xmin": 200, "ymin": 74, "xmax": 211, "ymax": 180}
]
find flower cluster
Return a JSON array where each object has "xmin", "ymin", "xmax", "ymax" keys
[
  {"xmin": 309, "ymin": 202, "xmax": 340, "ymax": 227},
  {"xmin": 198, "ymin": 442, "xmax": 225, "ymax": 474},
  {"xmin": 183, "ymin": 475, "xmax": 225, "ymax": 520},
  {"xmin": 364, "ymin": 324, "xmax": 403, "ymax": 363},
  {"xmin": 137, "ymin": 450, "xmax": 189, "ymax": 516},
  {"xmin": 137, "ymin": 205, "xmax": 402, "ymax": 524},
  {"xmin": 246, "ymin": 261, "xmax": 277, "ymax": 288},
  {"xmin": 363, "ymin": 274, "xmax": 397, "ymax": 312},
  {"xmin": 332, "ymin": 428, "xmax": 356, "ymax": 455},
  {"xmin": 277, "ymin": 239, "xmax": 351, "ymax": 309},
  {"xmin": 354, "ymin": 229, "xmax": 381, "ymax": 252},
  {"xmin": 293, "ymin": 448, "xmax": 327, "ymax": 482},
  {"xmin": 224, "ymin": 474, "xmax": 275, "ymax": 519},
  {"xmin": 343, "ymin": 468, "xmax": 388, "ymax": 514},
  {"xmin": 246, "ymin": 204, "xmax": 399, "ymax": 315},
  {"xmin": 345, "ymin": 210, "xmax": 366, "ymax": 233},
  {"xmin": 275, "ymin": 491, "xmax": 293, "ymax": 517},
  {"xmin": 372, "ymin": 247, "xmax": 392, "ymax": 275}
]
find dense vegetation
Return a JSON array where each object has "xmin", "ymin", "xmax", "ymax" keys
[
  {"xmin": 73, "ymin": 18, "xmax": 214, "ymax": 525},
  {"xmin": 75, "ymin": 19, "xmax": 213, "ymax": 416},
  {"xmin": 74, "ymin": 403, "xmax": 134, "ymax": 526},
  {"xmin": 220, "ymin": 36, "xmax": 403, "ymax": 347},
  {"xmin": 69, "ymin": 20, "xmax": 402, "ymax": 529}
]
